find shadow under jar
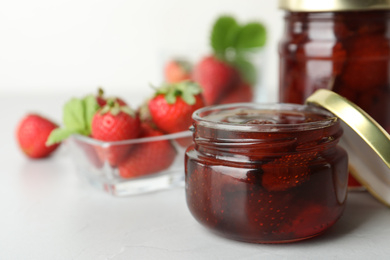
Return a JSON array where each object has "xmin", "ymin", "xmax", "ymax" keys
[
  {"xmin": 185, "ymin": 103, "xmax": 348, "ymax": 243},
  {"xmin": 278, "ymin": 2, "xmax": 390, "ymax": 188}
]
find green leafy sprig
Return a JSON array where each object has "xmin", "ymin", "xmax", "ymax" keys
[
  {"xmin": 210, "ymin": 15, "xmax": 267, "ymax": 85},
  {"xmin": 46, "ymin": 95, "xmax": 100, "ymax": 145}
]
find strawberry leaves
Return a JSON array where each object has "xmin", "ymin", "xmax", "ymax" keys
[
  {"xmin": 210, "ymin": 15, "xmax": 267, "ymax": 85},
  {"xmin": 211, "ymin": 16, "xmax": 240, "ymax": 54},
  {"xmin": 99, "ymin": 98, "xmax": 136, "ymax": 117},
  {"xmin": 235, "ymin": 22, "xmax": 267, "ymax": 50},
  {"xmin": 46, "ymin": 95, "xmax": 100, "ymax": 145},
  {"xmin": 211, "ymin": 15, "xmax": 267, "ymax": 54},
  {"xmin": 156, "ymin": 81, "xmax": 202, "ymax": 105}
]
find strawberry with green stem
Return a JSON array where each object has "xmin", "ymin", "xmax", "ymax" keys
[
  {"xmin": 148, "ymin": 81, "xmax": 205, "ymax": 134},
  {"xmin": 91, "ymin": 99, "xmax": 141, "ymax": 166}
]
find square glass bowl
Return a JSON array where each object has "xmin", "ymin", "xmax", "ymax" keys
[{"xmin": 66, "ymin": 130, "xmax": 193, "ymax": 196}]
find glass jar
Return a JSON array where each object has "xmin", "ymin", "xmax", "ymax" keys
[
  {"xmin": 185, "ymin": 103, "xmax": 348, "ymax": 243},
  {"xmin": 278, "ymin": 1, "xmax": 390, "ymax": 188}
]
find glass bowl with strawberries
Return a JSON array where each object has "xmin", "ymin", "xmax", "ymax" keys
[
  {"xmin": 49, "ymin": 84, "xmax": 205, "ymax": 196},
  {"xmin": 67, "ymin": 129, "xmax": 192, "ymax": 196}
]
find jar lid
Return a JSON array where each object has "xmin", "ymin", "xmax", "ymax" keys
[
  {"xmin": 306, "ymin": 89, "xmax": 390, "ymax": 207},
  {"xmin": 279, "ymin": 0, "xmax": 390, "ymax": 12}
]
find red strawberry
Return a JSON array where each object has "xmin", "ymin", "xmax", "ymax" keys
[
  {"xmin": 164, "ymin": 59, "xmax": 192, "ymax": 83},
  {"xmin": 16, "ymin": 114, "xmax": 61, "ymax": 159},
  {"xmin": 91, "ymin": 100, "xmax": 141, "ymax": 166},
  {"xmin": 96, "ymin": 88, "xmax": 127, "ymax": 107},
  {"xmin": 148, "ymin": 81, "xmax": 205, "ymax": 134},
  {"xmin": 118, "ymin": 123, "xmax": 177, "ymax": 178},
  {"xmin": 194, "ymin": 55, "xmax": 239, "ymax": 105},
  {"xmin": 219, "ymin": 81, "xmax": 254, "ymax": 104},
  {"xmin": 261, "ymin": 152, "xmax": 317, "ymax": 192}
]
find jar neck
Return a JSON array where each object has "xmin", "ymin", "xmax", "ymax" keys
[
  {"xmin": 192, "ymin": 120, "xmax": 343, "ymax": 163},
  {"xmin": 282, "ymin": 10, "xmax": 390, "ymax": 42}
]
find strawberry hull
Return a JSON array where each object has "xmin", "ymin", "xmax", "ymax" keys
[{"xmin": 66, "ymin": 131, "xmax": 192, "ymax": 196}]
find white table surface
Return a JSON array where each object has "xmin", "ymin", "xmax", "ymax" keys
[{"xmin": 2, "ymin": 93, "xmax": 390, "ymax": 260}]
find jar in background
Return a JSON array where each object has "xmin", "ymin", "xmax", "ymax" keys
[
  {"xmin": 278, "ymin": 1, "xmax": 390, "ymax": 188},
  {"xmin": 185, "ymin": 103, "xmax": 348, "ymax": 243}
]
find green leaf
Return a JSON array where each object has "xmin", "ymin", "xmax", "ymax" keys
[
  {"xmin": 234, "ymin": 22, "xmax": 267, "ymax": 50},
  {"xmin": 165, "ymin": 89, "xmax": 177, "ymax": 104},
  {"xmin": 46, "ymin": 128, "xmax": 78, "ymax": 146},
  {"xmin": 182, "ymin": 89, "xmax": 196, "ymax": 105},
  {"xmin": 186, "ymin": 82, "xmax": 203, "ymax": 95},
  {"xmin": 233, "ymin": 56, "xmax": 258, "ymax": 85},
  {"xmin": 120, "ymin": 106, "xmax": 136, "ymax": 117},
  {"xmin": 63, "ymin": 98, "xmax": 86, "ymax": 131},
  {"xmin": 211, "ymin": 16, "xmax": 240, "ymax": 53},
  {"xmin": 83, "ymin": 95, "xmax": 100, "ymax": 133}
]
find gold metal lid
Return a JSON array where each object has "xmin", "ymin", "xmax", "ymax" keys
[
  {"xmin": 306, "ymin": 89, "xmax": 390, "ymax": 207},
  {"xmin": 279, "ymin": 0, "xmax": 390, "ymax": 12}
]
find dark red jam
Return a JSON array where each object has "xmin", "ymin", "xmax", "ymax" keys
[
  {"xmin": 185, "ymin": 103, "xmax": 348, "ymax": 243},
  {"xmin": 279, "ymin": 10, "xmax": 390, "ymax": 187}
]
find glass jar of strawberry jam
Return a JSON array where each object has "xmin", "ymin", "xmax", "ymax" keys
[
  {"xmin": 278, "ymin": 0, "xmax": 390, "ymax": 188},
  {"xmin": 185, "ymin": 103, "xmax": 348, "ymax": 243}
]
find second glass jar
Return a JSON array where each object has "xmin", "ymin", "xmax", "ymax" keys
[{"xmin": 279, "ymin": 8, "xmax": 390, "ymax": 188}]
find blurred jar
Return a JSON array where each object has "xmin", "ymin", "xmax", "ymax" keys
[{"xmin": 278, "ymin": 0, "xmax": 390, "ymax": 188}]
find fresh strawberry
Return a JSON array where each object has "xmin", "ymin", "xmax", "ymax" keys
[
  {"xmin": 164, "ymin": 59, "xmax": 192, "ymax": 83},
  {"xmin": 148, "ymin": 81, "xmax": 205, "ymax": 134},
  {"xmin": 193, "ymin": 55, "xmax": 239, "ymax": 105},
  {"xmin": 261, "ymin": 152, "xmax": 317, "ymax": 192},
  {"xmin": 219, "ymin": 81, "xmax": 254, "ymax": 104},
  {"xmin": 16, "ymin": 114, "xmax": 61, "ymax": 159},
  {"xmin": 91, "ymin": 100, "xmax": 141, "ymax": 166},
  {"xmin": 118, "ymin": 123, "xmax": 177, "ymax": 178},
  {"xmin": 96, "ymin": 88, "xmax": 127, "ymax": 107}
]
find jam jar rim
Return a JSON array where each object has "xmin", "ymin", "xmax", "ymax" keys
[
  {"xmin": 192, "ymin": 102, "xmax": 338, "ymax": 132},
  {"xmin": 278, "ymin": 0, "xmax": 390, "ymax": 12}
]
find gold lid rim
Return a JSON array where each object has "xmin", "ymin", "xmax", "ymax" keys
[
  {"xmin": 279, "ymin": 0, "xmax": 390, "ymax": 12},
  {"xmin": 306, "ymin": 89, "xmax": 390, "ymax": 207}
]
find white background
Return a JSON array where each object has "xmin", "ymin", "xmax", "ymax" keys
[{"xmin": 0, "ymin": 0, "xmax": 283, "ymax": 101}]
